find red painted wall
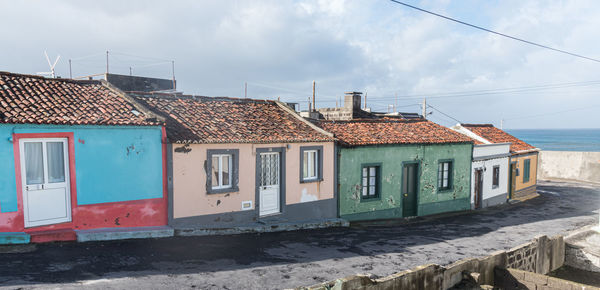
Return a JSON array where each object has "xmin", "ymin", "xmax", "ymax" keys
[{"xmin": 0, "ymin": 130, "xmax": 168, "ymax": 233}]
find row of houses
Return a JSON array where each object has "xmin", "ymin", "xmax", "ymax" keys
[{"xmin": 0, "ymin": 72, "xmax": 539, "ymax": 243}]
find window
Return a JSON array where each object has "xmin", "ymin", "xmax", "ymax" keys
[
  {"xmin": 438, "ymin": 160, "xmax": 453, "ymax": 191},
  {"xmin": 212, "ymin": 154, "xmax": 232, "ymax": 189},
  {"xmin": 206, "ymin": 149, "xmax": 239, "ymax": 194},
  {"xmin": 492, "ymin": 165, "xmax": 500, "ymax": 188},
  {"xmin": 361, "ymin": 165, "xmax": 380, "ymax": 199},
  {"xmin": 300, "ymin": 146, "xmax": 323, "ymax": 183},
  {"xmin": 523, "ymin": 159, "xmax": 531, "ymax": 183}
]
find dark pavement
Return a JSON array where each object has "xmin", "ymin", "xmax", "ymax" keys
[{"xmin": 0, "ymin": 180, "xmax": 598, "ymax": 289}]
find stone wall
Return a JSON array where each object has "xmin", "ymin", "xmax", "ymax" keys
[
  {"xmin": 494, "ymin": 268, "xmax": 599, "ymax": 290},
  {"xmin": 299, "ymin": 235, "xmax": 565, "ymax": 290},
  {"xmin": 538, "ymin": 151, "xmax": 600, "ymax": 184}
]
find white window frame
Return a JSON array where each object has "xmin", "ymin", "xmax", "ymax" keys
[
  {"xmin": 303, "ymin": 150, "xmax": 318, "ymax": 181},
  {"xmin": 212, "ymin": 154, "xmax": 233, "ymax": 190}
]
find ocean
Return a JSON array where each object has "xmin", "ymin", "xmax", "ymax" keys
[{"xmin": 506, "ymin": 129, "xmax": 600, "ymax": 152}]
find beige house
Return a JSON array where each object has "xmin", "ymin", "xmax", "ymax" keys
[{"xmin": 132, "ymin": 93, "xmax": 338, "ymax": 231}]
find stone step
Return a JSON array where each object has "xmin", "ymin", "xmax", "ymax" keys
[
  {"xmin": 76, "ymin": 226, "xmax": 174, "ymax": 242},
  {"xmin": 29, "ymin": 229, "xmax": 77, "ymax": 243}
]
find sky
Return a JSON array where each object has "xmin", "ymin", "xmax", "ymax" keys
[{"xmin": 1, "ymin": 0, "xmax": 600, "ymax": 129}]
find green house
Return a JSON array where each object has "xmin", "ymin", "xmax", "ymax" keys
[{"xmin": 319, "ymin": 119, "xmax": 474, "ymax": 222}]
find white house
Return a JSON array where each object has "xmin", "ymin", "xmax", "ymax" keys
[{"xmin": 451, "ymin": 124, "xmax": 511, "ymax": 209}]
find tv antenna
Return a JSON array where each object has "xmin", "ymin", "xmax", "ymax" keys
[{"xmin": 36, "ymin": 51, "xmax": 61, "ymax": 78}]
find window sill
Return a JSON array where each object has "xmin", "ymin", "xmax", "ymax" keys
[
  {"xmin": 360, "ymin": 196, "xmax": 381, "ymax": 202},
  {"xmin": 437, "ymin": 188, "xmax": 453, "ymax": 194},
  {"xmin": 207, "ymin": 186, "xmax": 239, "ymax": 195},
  {"xmin": 492, "ymin": 185, "xmax": 499, "ymax": 189},
  {"xmin": 300, "ymin": 178, "xmax": 323, "ymax": 184}
]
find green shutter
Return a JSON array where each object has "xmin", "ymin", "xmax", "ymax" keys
[{"xmin": 523, "ymin": 159, "xmax": 530, "ymax": 183}]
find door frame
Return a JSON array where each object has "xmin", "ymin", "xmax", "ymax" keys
[
  {"xmin": 255, "ymin": 147, "xmax": 286, "ymax": 218},
  {"xmin": 13, "ymin": 132, "xmax": 77, "ymax": 230},
  {"xmin": 474, "ymin": 168, "xmax": 483, "ymax": 209},
  {"xmin": 401, "ymin": 160, "xmax": 420, "ymax": 217},
  {"xmin": 508, "ymin": 161, "xmax": 517, "ymax": 199}
]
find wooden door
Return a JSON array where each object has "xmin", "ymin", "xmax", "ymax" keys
[
  {"xmin": 402, "ymin": 163, "xmax": 418, "ymax": 217},
  {"xmin": 474, "ymin": 169, "xmax": 483, "ymax": 209}
]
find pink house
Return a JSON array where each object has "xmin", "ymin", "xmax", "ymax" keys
[{"xmin": 132, "ymin": 93, "xmax": 341, "ymax": 233}]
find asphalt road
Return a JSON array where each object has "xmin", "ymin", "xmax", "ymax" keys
[{"xmin": 1, "ymin": 180, "xmax": 598, "ymax": 290}]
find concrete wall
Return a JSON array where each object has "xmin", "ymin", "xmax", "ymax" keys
[
  {"xmin": 301, "ymin": 235, "xmax": 565, "ymax": 290},
  {"xmin": 0, "ymin": 124, "xmax": 166, "ymax": 232},
  {"xmin": 338, "ymin": 143, "xmax": 472, "ymax": 221},
  {"xmin": 170, "ymin": 141, "xmax": 336, "ymax": 228},
  {"xmin": 494, "ymin": 268, "xmax": 598, "ymax": 290},
  {"xmin": 538, "ymin": 151, "xmax": 600, "ymax": 184}
]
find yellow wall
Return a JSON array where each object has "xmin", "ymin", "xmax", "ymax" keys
[
  {"xmin": 511, "ymin": 152, "xmax": 538, "ymax": 191},
  {"xmin": 171, "ymin": 142, "xmax": 335, "ymax": 219}
]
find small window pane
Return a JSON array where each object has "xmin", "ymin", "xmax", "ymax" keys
[
  {"xmin": 369, "ymin": 185, "xmax": 376, "ymax": 196},
  {"xmin": 369, "ymin": 167, "xmax": 376, "ymax": 176},
  {"xmin": 362, "ymin": 167, "xmax": 368, "ymax": 177},
  {"xmin": 369, "ymin": 176, "xmax": 376, "ymax": 186},
  {"xmin": 47, "ymin": 142, "xmax": 65, "ymax": 183},
  {"xmin": 362, "ymin": 186, "xmax": 367, "ymax": 196},
  {"xmin": 303, "ymin": 152, "xmax": 309, "ymax": 178},
  {"xmin": 25, "ymin": 142, "xmax": 44, "ymax": 185},
  {"xmin": 212, "ymin": 156, "xmax": 219, "ymax": 188},
  {"xmin": 362, "ymin": 177, "xmax": 368, "ymax": 187},
  {"xmin": 221, "ymin": 155, "xmax": 231, "ymax": 187}
]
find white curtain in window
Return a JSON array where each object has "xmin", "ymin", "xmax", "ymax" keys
[
  {"xmin": 47, "ymin": 142, "xmax": 65, "ymax": 183},
  {"xmin": 25, "ymin": 142, "xmax": 44, "ymax": 185}
]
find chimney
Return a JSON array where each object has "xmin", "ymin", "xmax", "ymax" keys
[{"xmin": 344, "ymin": 92, "xmax": 362, "ymax": 111}]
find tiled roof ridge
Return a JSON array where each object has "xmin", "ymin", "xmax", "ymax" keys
[
  {"xmin": 129, "ymin": 91, "xmax": 275, "ymax": 104},
  {"xmin": 0, "ymin": 71, "xmax": 100, "ymax": 85},
  {"xmin": 461, "ymin": 123, "xmax": 494, "ymax": 127},
  {"xmin": 318, "ymin": 118, "xmax": 426, "ymax": 124}
]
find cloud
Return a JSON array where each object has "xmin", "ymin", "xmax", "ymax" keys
[{"xmin": 0, "ymin": 0, "xmax": 599, "ymax": 128}]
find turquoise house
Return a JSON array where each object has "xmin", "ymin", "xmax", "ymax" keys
[{"xmin": 0, "ymin": 72, "xmax": 169, "ymax": 243}]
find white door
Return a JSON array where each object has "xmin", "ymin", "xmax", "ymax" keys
[
  {"xmin": 19, "ymin": 138, "xmax": 72, "ymax": 228},
  {"xmin": 259, "ymin": 152, "xmax": 280, "ymax": 216}
]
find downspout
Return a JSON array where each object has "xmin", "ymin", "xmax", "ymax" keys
[{"xmin": 335, "ymin": 143, "xmax": 340, "ymax": 219}]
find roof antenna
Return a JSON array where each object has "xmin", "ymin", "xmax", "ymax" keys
[{"xmin": 37, "ymin": 51, "xmax": 61, "ymax": 78}]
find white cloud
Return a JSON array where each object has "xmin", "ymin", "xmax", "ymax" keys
[{"xmin": 0, "ymin": 0, "xmax": 599, "ymax": 128}]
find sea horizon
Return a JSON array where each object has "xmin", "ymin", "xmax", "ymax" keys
[{"xmin": 506, "ymin": 128, "xmax": 600, "ymax": 152}]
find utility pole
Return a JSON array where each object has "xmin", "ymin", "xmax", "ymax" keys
[
  {"xmin": 129, "ymin": 67, "xmax": 133, "ymax": 76},
  {"xmin": 422, "ymin": 98, "xmax": 427, "ymax": 119},
  {"xmin": 312, "ymin": 81, "xmax": 316, "ymax": 112},
  {"xmin": 105, "ymin": 50, "xmax": 109, "ymax": 74},
  {"xmin": 500, "ymin": 119, "xmax": 504, "ymax": 130},
  {"xmin": 245, "ymin": 82, "xmax": 247, "ymax": 98},
  {"xmin": 307, "ymin": 97, "xmax": 311, "ymax": 112},
  {"xmin": 364, "ymin": 92, "xmax": 367, "ymax": 110},
  {"xmin": 68, "ymin": 59, "xmax": 72, "ymax": 79}
]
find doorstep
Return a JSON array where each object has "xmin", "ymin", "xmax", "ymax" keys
[
  {"xmin": 29, "ymin": 228, "xmax": 77, "ymax": 243},
  {"xmin": 0, "ymin": 232, "xmax": 30, "ymax": 245},
  {"xmin": 76, "ymin": 226, "xmax": 174, "ymax": 242},
  {"xmin": 175, "ymin": 218, "xmax": 349, "ymax": 237}
]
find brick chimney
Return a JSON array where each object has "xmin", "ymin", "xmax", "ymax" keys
[{"xmin": 344, "ymin": 92, "xmax": 362, "ymax": 111}]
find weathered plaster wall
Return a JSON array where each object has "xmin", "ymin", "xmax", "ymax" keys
[
  {"xmin": 511, "ymin": 152, "xmax": 539, "ymax": 192},
  {"xmin": 338, "ymin": 143, "xmax": 472, "ymax": 221},
  {"xmin": 538, "ymin": 151, "xmax": 600, "ymax": 184},
  {"xmin": 170, "ymin": 141, "xmax": 335, "ymax": 226},
  {"xmin": 0, "ymin": 124, "xmax": 166, "ymax": 232}
]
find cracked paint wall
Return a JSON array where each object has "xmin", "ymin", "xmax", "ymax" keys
[
  {"xmin": 338, "ymin": 143, "xmax": 472, "ymax": 221},
  {"xmin": 0, "ymin": 124, "xmax": 167, "ymax": 232}
]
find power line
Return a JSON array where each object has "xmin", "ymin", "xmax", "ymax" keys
[
  {"xmin": 427, "ymin": 104, "xmax": 462, "ymax": 124},
  {"xmin": 389, "ymin": 0, "xmax": 600, "ymax": 63}
]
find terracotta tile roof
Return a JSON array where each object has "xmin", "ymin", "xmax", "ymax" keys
[
  {"xmin": 461, "ymin": 124, "xmax": 537, "ymax": 153},
  {"xmin": 131, "ymin": 93, "xmax": 335, "ymax": 144},
  {"xmin": 0, "ymin": 72, "xmax": 160, "ymax": 126},
  {"xmin": 317, "ymin": 119, "xmax": 473, "ymax": 146}
]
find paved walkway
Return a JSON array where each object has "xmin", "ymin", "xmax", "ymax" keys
[{"xmin": 1, "ymin": 180, "xmax": 598, "ymax": 289}]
